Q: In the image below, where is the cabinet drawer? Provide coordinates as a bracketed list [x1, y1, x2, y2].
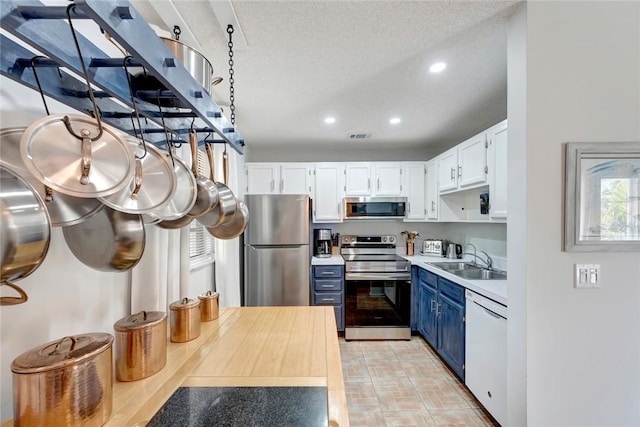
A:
[314, 279, 343, 292]
[438, 277, 464, 305]
[313, 265, 343, 279]
[313, 292, 342, 305]
[418, 268, 438, 288]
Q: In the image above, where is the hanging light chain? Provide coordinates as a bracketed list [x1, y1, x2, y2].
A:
[227, 24, 235, 126]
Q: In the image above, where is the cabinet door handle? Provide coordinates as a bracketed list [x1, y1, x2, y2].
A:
[321, 284, 334, 288]
[436, 303, 442, 316]
[321, 298, 334, 302]
[280, 179, 284, 192]
[450, 168, 455, 180]
[431, 201, 435, 211]
[458, 165, 462, 179]
[321, 271, 334, 275]
[271, 179, 275, 191]
[430, 300, 436, 311]
[407, 201, 410, 214]
[377, 178, 380, 190]
[367, 178, 371, 190]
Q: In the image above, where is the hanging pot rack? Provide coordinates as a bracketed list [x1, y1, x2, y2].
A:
[0, 0, 244, 153]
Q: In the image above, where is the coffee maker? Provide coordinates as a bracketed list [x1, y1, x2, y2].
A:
[314, 229, 332, 258]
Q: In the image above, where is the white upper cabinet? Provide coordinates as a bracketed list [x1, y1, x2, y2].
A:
[344, 163, 372, 196]
[313, 163, 344, 223]
[246, 163, 279, 194]
[487, 120, 508, 219]
[281, 163, 313, 195]
[438, 132, 488, 193]
[403, 162, 427, 221]
[246, 163, 312, 195]
[458, 133, 488, 188]
[437, 149, 459, 192]
[374, 162, 403, 196]
[345, 162, 403, 196]
[426, 159, 439, 220]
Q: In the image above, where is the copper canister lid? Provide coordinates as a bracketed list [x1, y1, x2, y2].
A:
[11, 333, 113, 374]
[114, 311, 166, 332]
[198, 291, 219, 301]
[169, 297, 200, 311]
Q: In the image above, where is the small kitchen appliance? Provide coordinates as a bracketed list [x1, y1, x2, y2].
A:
[314, 229, 332, 258]
[422, 239, 449, 256]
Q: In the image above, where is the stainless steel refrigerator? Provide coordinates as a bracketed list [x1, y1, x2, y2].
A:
[243, 194, 310, 306]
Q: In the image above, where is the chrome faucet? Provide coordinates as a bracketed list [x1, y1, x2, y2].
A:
[464, 243, 477, 265]
[463, 243, 493, 270]
[478, 251, 493, 270]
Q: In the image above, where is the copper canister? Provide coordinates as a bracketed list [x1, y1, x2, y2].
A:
[169, 297, 201, 342]
[113, 311, 167, 381]
[198, 291, 220, 322]
[11, 333, 113, 427]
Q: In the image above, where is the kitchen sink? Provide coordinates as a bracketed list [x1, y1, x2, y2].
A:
[452, 269, 507, 280]
[427, 262, 507, 280]
[427, 262, 482, 272]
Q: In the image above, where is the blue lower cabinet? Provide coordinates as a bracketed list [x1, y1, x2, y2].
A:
[413, 267, 466, 381]
[311, 265, 345, 331]
[437, 292, 465, 379]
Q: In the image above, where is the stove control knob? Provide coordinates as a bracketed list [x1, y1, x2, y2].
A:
[382, 236, 387, 242]
[389, 236, 395, 243]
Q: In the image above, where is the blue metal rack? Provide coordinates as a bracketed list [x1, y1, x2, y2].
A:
[0, 0, 244, 153]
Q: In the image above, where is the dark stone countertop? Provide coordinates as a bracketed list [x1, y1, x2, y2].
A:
[146, 386, 328, 427]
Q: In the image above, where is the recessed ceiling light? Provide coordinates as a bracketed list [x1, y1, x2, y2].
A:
[429, 62, 447, 73]
[389, 117, 401, 125]
[324, 117, 336, 124]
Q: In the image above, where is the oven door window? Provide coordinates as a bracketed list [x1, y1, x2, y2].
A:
[345, 280, 411, 327]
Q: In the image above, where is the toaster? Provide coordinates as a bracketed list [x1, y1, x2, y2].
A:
[422, 239, 448, 256]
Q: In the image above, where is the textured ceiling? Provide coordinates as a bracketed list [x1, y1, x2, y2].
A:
[131, 0, 520, 154]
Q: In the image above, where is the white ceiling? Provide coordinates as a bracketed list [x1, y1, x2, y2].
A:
[131, 0, 519, 155]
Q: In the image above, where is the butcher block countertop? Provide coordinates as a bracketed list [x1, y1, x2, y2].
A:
[3, 307, 348, 427]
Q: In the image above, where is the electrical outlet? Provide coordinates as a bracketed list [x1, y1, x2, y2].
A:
[574, 264, 601, 288]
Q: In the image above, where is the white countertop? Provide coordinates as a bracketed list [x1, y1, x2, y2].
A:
[310, 253, 507, 306]
[311, 255, 345, 265]
[400, 253, 508, 306]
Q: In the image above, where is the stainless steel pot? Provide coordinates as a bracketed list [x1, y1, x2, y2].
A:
[207, 199, 249, 240]
[11, 333, 113, 427]
[62, 206, 145, 272]
[169, 297, 201, 343]
[197, 143, 236, 227]
[0, 128, 104, 227]
[113, 311, 167, 382]
[153, 147, 197, 222]
[99, 137, 177, 215]
[161, 37, 214, 94]
[1, 166, 51, 305]
[20, 115, 134, 199]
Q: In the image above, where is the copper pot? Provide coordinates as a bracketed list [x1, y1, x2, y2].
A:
[113, 311, 167, 382]
[169, 298, 201, 343]
[198, 291, 220, 322]
[11, 333, 113, 427]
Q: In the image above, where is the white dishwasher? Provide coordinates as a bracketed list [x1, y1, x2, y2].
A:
[465, 290, 507, 426]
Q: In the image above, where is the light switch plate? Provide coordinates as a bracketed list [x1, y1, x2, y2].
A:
[575, 264, 601, 288]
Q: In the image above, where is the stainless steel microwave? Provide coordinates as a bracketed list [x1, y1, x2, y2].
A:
[344, 197, 407, 219]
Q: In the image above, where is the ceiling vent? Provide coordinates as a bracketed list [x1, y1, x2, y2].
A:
[348, 133, 372, 140]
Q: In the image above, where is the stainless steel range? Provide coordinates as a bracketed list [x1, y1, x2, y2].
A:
[340, 235, 411, 340]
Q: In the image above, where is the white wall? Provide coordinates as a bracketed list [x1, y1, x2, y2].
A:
[510, 2, 640, 426]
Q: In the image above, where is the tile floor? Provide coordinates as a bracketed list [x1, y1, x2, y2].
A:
[339, 336, 499, 427]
